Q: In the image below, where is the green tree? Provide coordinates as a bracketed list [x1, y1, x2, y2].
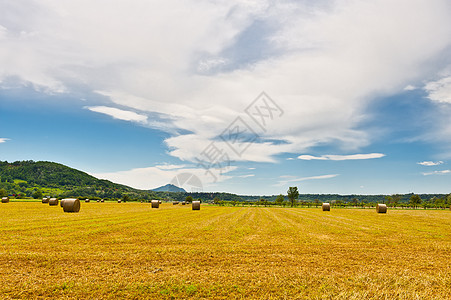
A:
[410, 194, 422, 209]
[0, 188, 7, 197]
[122, 194, 130, 202]
[392, 194, 402, 208]
[287, 186, 299, 207]
[275, 194, 284, 206]
[384, 196, 392, 205]
[185, 196, 194, 203]
[314, 198, 320, 208]
[32, 190, 43, 199]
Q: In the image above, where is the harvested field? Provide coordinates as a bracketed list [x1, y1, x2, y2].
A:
[0, 202, 450, 299]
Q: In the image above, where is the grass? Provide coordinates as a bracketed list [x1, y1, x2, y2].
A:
[0, 202, 450, 299]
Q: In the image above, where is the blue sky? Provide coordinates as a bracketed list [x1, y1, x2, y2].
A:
[1, 0, 451, 195]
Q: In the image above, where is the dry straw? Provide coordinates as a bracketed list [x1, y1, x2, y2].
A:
[62, 198, 81, 213]
[376, 203, 387, 213]
[1, 197, 9, 203]
[60, 199, 65, 207]
[48, 198, 59, 206]
[151, 200, 159, 208]
[322, 203, 331, 211]
[42, 197, 49, 204]
[192, 200, 200, 210]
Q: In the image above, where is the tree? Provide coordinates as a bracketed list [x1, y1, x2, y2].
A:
[275, 194, 284, 206]
[392, 194, 402, 208]
[185, 196, 193, 203]
[314, 198, 320, 208]
[287, 186, 299, 207]
[32, 190, 43, 199]
[384, 196, 392, 205]
[410, 194, 422, 209]
[0, 188, 7, 197]
[122, 194, 130, 202]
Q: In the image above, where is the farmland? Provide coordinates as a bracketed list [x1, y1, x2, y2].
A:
[0, 202, 450, 299]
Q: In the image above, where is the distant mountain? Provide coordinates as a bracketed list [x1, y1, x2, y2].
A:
[152, 184, 186, 193]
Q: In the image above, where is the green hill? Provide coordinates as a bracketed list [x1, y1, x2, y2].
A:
[0, 160, 147, 199]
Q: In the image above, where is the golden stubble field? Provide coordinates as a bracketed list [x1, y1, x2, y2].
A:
[0, 202, 450, 299]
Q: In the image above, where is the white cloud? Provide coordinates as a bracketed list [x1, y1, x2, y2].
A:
[298, 153, 385, 161]
[92, 163, 237, 191]
[1, 0, 451, 164]
[404, 85, 417, 91]
[237, 174, 254, 178]
[0, 138, 10, 143]
[85, 106, 147, 123]
[425, 76, 451, 103]
[422, 170, 451, 176]
[275, 174, 339, 186]
[418, 161, 443, 166]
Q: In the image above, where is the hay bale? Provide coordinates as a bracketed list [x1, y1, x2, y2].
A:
[173, 201, 179, 205]
[1, 197, 9, 203]
[85, 199, 90, 203]
[159, 200, 162, 204]
[42, 197, 49, 204]
[60, 199, 66, 207]
[181, 201, 186, 205]
[118, 199, 122, 203]
[62, 198, 80, 213]
[151, 200, 159, 208]
[322, 203, 331, 211]
[48, 198, 59, 206]
[192, 200, 200, 210]
[100, 199, 104, 203]
[376, 203, 387, 213]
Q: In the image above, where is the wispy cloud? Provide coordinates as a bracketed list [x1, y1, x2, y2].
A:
[422, 170, 451, 176]
[86, 106, 147, 124]
[0, 138, 9, 143]
[237, 174, 254, 178]
[275, 174, 339, 186]
[404, 85, 417, 91]
[298, 153, 385, 161]
[418, 161, 443, 166]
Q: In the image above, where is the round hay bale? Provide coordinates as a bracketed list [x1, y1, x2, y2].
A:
[48, 198, 59, 206]
[1, 197, 9, 203]
[181, 201, 186, 205]
[192, 200, 200, 210]
[376, 203, 387, 213]
[96, 199, 100, 202]
[118, 199, 122, 203]
[151, 200, 159, 208]
[173, 201, 179, 205]
[62, 198, 81, 213]
[42, 197, 49, 204]
[60, 199, 66, 207]
[100, 199, 104, 203]
[322, 203, 331, 211]
[159, 200, 162, 204]
[85, 199, 90, 203]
